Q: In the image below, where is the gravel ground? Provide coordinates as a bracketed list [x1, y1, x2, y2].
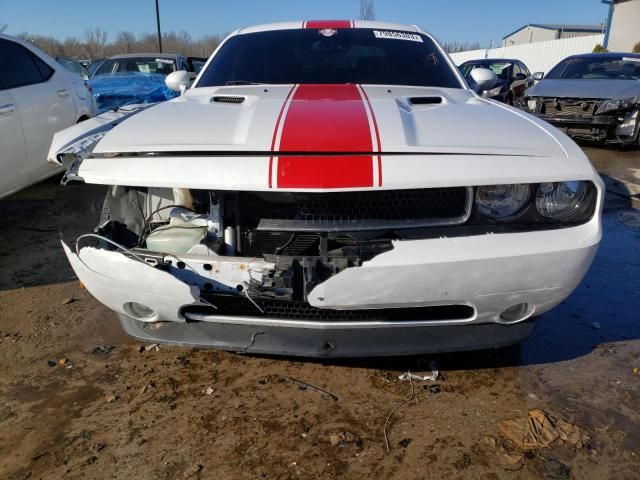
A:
[0, 147, 638, 480]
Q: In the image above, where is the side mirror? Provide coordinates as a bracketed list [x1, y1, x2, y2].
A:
[514, 72, 527, 81]
[470, 68, 498, 92]
[532, 72, 544, 81]
[165, 70, 190, 94]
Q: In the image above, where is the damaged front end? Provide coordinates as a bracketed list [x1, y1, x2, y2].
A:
[52, 101, 601, 356]
[521, 96, 640, 145]
[66, 185, 474, 322]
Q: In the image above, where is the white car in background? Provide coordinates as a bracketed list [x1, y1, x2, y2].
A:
[0, 34, 96, 200]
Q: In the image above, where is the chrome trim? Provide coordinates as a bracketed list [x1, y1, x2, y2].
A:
[183, 309, 477, 329]
[256, 187, 474, 232]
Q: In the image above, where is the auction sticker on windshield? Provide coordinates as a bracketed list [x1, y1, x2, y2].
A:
[373, 30, 423, 42]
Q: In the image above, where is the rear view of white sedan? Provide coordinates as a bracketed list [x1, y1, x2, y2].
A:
[0, 34, 96, 200]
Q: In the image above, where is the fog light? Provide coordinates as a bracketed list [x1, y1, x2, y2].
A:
[500, 303, 530, 323]
[123, 302, 157, 322]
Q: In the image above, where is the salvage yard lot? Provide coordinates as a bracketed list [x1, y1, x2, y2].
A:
[0, 147, 639, 479]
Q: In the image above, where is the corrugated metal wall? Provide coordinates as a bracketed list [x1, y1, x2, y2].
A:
[450, 34, 605, 74]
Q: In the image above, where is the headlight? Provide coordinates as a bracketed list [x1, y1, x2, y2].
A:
[482, 86, 503, 98]
[535, 181, 593, 220]
[527, 98, 538, 111]
[595, 96, 636, 115]
[476, 184, 531, 220]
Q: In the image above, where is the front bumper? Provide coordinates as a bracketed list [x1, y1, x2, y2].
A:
[120, 313, 538, 357]
[63, 217, 601, 357]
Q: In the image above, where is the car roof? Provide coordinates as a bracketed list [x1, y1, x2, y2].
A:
[462, 58, 518, 64]
[564, 52, 640, 60]
[109, 53, 180, 59]
[236, 20, 423, 35]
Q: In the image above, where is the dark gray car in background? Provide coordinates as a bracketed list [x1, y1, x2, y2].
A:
[459, 58, 534, 105]
[520, 53, 640, 146]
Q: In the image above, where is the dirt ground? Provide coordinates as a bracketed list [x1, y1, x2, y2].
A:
[0, 147, 639, 480]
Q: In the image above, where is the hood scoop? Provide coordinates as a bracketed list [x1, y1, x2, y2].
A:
[211, 95, 245, 104]
[409, 96, 443, 105]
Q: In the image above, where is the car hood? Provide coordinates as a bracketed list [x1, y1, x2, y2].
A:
[526, 79, 640, 99]
[51, 84, 601, 191]
[94, 84, 565, 158]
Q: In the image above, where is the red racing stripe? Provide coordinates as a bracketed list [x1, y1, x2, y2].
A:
[304, 20, 352, 29]
[275, 84, 374, 189]
[268, 85, 297, 188]
[357, 84, 383, 186]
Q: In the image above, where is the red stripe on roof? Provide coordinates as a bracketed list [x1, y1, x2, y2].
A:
[276, 84, 374, 189]
[304, 20, 352, 29]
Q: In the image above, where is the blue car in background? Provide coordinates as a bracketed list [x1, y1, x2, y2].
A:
[89, 53, 196, 112]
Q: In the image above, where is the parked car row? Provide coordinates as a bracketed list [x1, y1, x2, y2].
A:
[458, 52, 640, 147]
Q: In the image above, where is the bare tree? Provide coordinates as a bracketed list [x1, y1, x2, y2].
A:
[83, 27, 108, 58]
[441, 40, 481, 53]
[360, 0, 375, 21]
[14, 29, 223, 60]
[114, 31, 136, 54]
[0, 23, 7, 34]
[17, 32, 64, 56]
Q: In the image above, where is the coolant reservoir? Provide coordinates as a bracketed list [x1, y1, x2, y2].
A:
[145, 208, 208, 255]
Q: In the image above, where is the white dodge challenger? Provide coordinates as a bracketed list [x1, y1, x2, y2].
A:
[49, 21, 603, 357]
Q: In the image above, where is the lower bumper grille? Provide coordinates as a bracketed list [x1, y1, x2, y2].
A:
[187, 294, 474, 322]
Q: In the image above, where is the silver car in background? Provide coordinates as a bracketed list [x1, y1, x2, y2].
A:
[520, 53, 640, 146]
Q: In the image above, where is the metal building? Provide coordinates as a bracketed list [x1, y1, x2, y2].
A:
[502, 24, 605, 47]
[604, 0, 640, 51]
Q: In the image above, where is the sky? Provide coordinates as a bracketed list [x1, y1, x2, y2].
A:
[0, 0, 609, 48]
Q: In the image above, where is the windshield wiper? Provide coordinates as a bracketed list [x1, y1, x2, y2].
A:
[225, 80, 264, 86]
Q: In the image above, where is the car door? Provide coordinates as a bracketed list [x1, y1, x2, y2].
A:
[520, 62, 535, 90]
[0, 87, 28, 199]
[511, 63, 527, 101]
[0, 39, 77, 184]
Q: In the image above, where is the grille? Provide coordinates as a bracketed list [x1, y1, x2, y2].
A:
[188, 294, 474, 322]
[542, 99, 600, 118]
[236, 188, 470, 231]
[240, 231, 320, 256]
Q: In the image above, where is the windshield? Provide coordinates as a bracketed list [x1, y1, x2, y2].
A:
[94, 57, 176, 77]
[460, 61, 512, 80]
[197, 28, 462, 88]
[546, 56, 640, 80]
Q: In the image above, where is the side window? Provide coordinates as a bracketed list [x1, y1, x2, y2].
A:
[0, 40, 52, 90]
[512, 63, 522, 78]
[33, 54, 54, 81]
[520, 63, 531, 77]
